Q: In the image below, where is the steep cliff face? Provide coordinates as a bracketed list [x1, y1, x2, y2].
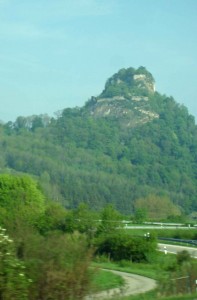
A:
[84, 66, 158, 127]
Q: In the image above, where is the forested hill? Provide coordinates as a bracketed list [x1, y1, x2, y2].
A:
[0, 66, 197, 217]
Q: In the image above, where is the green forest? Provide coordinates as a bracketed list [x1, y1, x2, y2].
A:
[0, 67, 197, 217]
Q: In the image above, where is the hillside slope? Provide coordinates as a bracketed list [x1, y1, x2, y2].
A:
[0, 67, 197, 215]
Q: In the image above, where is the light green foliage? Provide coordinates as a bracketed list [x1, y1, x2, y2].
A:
[98, 204, 124, 234]
[91, 269, 124, 292]
[134, 195, 181, 220]
[0, 174, 45, 226]
[133, 208, 147, 223]
[73, 203, 99, 237]
[0, 227, 29, 300]
[158, 251, 197, 296]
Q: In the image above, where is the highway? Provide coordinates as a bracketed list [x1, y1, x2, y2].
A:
[158, 243, 197, 258]
[125, 225, 196, 230]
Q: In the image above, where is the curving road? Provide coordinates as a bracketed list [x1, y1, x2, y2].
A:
[86, 244, 196, 299]
[85, 269, 157, 300]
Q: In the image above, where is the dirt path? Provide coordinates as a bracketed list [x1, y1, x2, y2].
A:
[86, 269, 157, 299]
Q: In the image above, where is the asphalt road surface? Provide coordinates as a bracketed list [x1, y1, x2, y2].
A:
[125, 225, 196, 229]
[85, 269, 157, 300]
[158, 243, 197, 258]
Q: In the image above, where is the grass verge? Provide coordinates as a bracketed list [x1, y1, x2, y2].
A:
[113, 290, 197, 300]
[90, 268, 125, 292]
[92, 260, 159, 279]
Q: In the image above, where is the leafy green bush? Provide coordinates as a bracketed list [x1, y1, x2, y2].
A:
[0, 226, 29, 300]
[13, 230, 93, 300]
[95, 231, 157, 262]
[0, 174, 45, 227]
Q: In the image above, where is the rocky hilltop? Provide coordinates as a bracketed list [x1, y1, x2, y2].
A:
[85, 66, 159, 127]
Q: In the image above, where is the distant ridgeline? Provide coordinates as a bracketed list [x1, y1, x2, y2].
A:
[1, 66, 197, 216]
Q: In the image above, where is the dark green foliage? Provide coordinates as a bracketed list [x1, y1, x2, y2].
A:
[95, 231, 157, 262]
[99, 66, 154, 98]
[176, 250, 191, 265]
[36, 202, 68, 234]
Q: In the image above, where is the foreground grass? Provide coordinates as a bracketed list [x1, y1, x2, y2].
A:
[113, 290, 197, 300]
[92, 260, 159, 279]
[90, 268, 124, 292]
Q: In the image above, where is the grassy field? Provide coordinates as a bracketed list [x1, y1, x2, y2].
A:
[113, 291, 197, 300]
[124, 228, 197, 241]
[92, 260, 159, 279]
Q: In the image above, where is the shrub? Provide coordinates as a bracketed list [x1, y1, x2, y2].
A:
[95, 231, 157, 262]
[0, 226, 29, 300]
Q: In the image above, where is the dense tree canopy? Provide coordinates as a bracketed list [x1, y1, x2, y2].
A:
[0, 67, 197, 216]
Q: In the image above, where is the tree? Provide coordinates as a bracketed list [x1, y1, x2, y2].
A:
[36, 202, 68, 234]
[95, 231, 157, 262]
[18, 231, 92, 300]
[98, 204, 123, 234]
[0, 174, 46, 227]
[133, 208, 147, 223]
[134, 195, 181, 220]
[73, 203, 99, 236]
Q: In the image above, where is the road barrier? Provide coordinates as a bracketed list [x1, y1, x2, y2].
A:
[158, 237, 197, 246]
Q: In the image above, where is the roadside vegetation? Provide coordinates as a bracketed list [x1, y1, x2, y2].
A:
[0, 174, 196, 299]
[93, 251, 197, 299]
[125, 228, 197, 242]
[113, 291, 197, 300]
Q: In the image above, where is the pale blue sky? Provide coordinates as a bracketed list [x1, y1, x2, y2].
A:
[0, 0, 197, 122]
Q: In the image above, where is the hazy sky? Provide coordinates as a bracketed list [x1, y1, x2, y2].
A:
[0, 0, 197, 122]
